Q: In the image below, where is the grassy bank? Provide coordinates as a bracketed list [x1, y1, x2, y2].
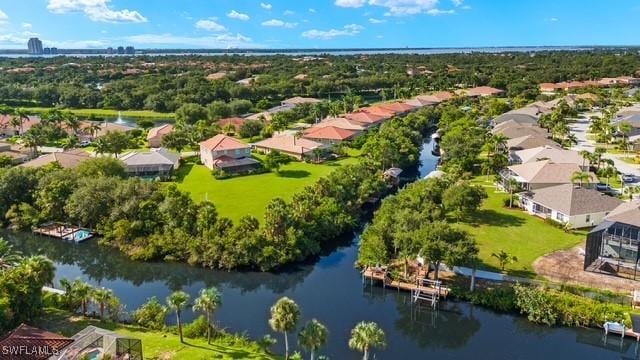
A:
[35, 308, 277, 360]
[456, 176, 585, 278]
[173, 154, 359, 223]
[22, 107, 175, 119]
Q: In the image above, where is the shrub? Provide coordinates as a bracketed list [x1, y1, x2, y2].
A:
[514, 284, 558, 326]
[183, 315, 210, 339]
[132, 297, 168, 330]
[468, 286, 517, 313]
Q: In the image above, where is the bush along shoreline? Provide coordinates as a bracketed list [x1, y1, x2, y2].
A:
[452, 282, 638, 329]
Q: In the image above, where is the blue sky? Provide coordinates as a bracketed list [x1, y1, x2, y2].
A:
[0, 0, 639, 49]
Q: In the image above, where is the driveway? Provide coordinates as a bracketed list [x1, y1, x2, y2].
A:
[570, 115, 640, 178]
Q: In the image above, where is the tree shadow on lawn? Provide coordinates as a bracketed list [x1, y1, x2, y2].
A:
[172, 162, 195, 182]
[278, 170, 311, 178]
[465, 209, 526, 228]
[475, 260, 536, 279]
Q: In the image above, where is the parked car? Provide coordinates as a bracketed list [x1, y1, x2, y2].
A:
[622, 174, 636, 183]
[79, 140, 92, 147]
[596, 183, 618, 195]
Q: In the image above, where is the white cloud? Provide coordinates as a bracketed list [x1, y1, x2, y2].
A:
[195, 19, 226, 32]
[461, 5, 471, 10]
[376, 35, 384, 39]
[47, 0, 147, 23]
[22, 22, 32, 29]
[309, 8, 316, 13]
[302, 24, 364, 40]
[368, 18, 387, 24]
[260, 3, 272, 10]
[125, 33, 255, 48]
[227, 10, 249, 21]
[451, 0, 463, 6]
[283, 10, 295, 16]
[426, 8, 455, 15]
[262, 19, 297, 28]
[335, 0, 366, 8]
[550, 17, 559, 22]
[0, 9, 8, 24]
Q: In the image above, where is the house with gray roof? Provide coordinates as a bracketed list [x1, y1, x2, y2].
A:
[519, 184, 622, 229]
[503, 160, 596, 190]
[511, 145, 589, 169]
[492, 113, 539, 126]
[506, 134, 560, 150]
[119, 148, 180, 179]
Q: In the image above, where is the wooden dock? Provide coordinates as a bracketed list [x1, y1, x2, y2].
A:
[362, 267, 450, 306]
[33, 222, 94, 243]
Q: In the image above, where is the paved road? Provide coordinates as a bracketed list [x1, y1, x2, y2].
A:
[570, 115, 640, 178]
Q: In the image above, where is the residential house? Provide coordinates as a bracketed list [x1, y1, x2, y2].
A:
[374, 102, 416, 115]
[511, 146, 589, 169]
[0, 141, 32, 164]
[519, 184, 622, 228]
[281, 96, 322, 107]
[79, 121, 136, 139]
[503, 160, 596, 190]
[343, 111, 387, 127]
[0, 114, 40, 136]
[414, 91, 454, 104]
[492, 121, 549, 139]
[147, 124, 174, 148]
[456, 86, 505, 97]
[584, 200, 640, 275]
[20, 149, 91, 169]
[492, 113, 539, 126]
[507, 134, 560, 150]
[303, 126, 359, 145]
[200, 134, 259, 172]
[119, 148, 180, 178]
[314, 117, 367, 131]
[217, 117, 247, 133]
[0, 324, 74, 360]
[405, 97, 438, 107]
[253, 134, 325, 160]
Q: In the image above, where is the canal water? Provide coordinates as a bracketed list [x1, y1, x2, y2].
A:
[4, 137, 637, 359]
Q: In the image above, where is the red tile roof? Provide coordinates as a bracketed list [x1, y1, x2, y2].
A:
[344, 111, 386, 124]
[304, 126, 358, 141]
[0, 324, 74, 360]
[147, 124, 174, 140]
[217, 117, 246, 132]
[376, 102, 416, 113]
[200, 134, 249, 151]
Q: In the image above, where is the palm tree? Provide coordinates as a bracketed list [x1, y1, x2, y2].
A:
[348, 321, 386, 360]
[618, 121, 633, 154]
[93, 137, 109, 156]
[86, 122, 102, 138]
[13, 108, 30, 135]
[504, 177, 520, 208]
[60, 135, 79, 150]
[63, 114, 82, 135]
[167, 291, 190, 343]
[0, 238, 21, 270]
[269, 297, 300, 360]
[22, 131, 44, 156]
[21, 255, 55, 286]
[73, 280, 93, 316]
[298, 319, 328, 360]
[571, 171, 593, 188]
[578, 150, 592, 169]
[92, 287, 114, 320]
[491, 250, 518, 271]
[192, 287, 222, 344]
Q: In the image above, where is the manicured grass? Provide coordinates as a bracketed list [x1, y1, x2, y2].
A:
[35, 308, 277, 360]
[22, 107, 175, 119]
[456, 176, 586, 278]
[173, 155, 359, 223]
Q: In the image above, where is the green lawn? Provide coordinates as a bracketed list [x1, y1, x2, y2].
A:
[456, 176, 586, 278]
[173, 155, 359, 223]
[35, 308, 277, 360]
[22, 107, 175, 119]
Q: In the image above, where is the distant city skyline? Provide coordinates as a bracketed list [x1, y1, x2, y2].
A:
[1, 1, 640, 49]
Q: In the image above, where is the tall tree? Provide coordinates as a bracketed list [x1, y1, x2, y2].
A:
[269, 297, 300, 360]
[348, 321, 386, 360]
[298, 319, 328, 360]
[166, 291, 190, 343]
[192, 287, 222, 344]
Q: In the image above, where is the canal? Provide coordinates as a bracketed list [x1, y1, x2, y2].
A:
[4, 137, 637, 359]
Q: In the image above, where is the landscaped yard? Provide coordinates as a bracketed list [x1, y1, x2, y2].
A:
[173, 155, 359, 223]
[23, 107, 175, 119]
[36, 308, 277, 360]
[456, 176, 586, 278]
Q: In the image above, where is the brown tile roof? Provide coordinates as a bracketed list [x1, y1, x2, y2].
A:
[253, 134, 323, 155]
[523, 184, 623, 216]
[217, 117, 246, 132]
[146, 124, 174, 140]
[0, 323, 74, 360]
[20, 149, 91, 169]
[314, 117, 366, 131]
[458, 86, 505, 97]
[605, 200, 640, 227]
[376, 102, 416, 113]
[200, 134, 249, 151]
[507, 134, 560, 150]
[303, 126, 358, 141]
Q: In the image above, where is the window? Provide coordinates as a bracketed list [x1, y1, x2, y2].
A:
[586, 214, 591, 223]
[556, 212, 567, 223]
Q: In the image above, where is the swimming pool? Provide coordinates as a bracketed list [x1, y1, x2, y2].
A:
[85, 349, 101, 360]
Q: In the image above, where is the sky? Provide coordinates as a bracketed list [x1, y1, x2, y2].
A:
[0, 0, 639, 49]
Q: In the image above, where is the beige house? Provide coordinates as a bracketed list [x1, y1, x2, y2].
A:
[253, 134, 325, 160]
[200, 134, 258, 172]
[511, 146, 589, 169]
[147, 124, 175, 148]
[506, 134, 560, 150]
[20, 149, 91, 169]
[503, 160, 597, 191]
[519, 184, 622, 229]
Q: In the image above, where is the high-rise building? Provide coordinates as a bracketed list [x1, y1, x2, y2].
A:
[27, 38, 43, 55]
[107, 47, 114, 54]
[125, 46, 135, 55]
[43, 48, 51, 55]
[50, 47, 58, 55]
[117, 46, 125, 55]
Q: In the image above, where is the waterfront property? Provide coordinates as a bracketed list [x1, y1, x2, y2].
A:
[146, 123, 174, 148]
[33, 222, 94, 243]
[199, 134, 259, 173]
[0, 141, 32, 164]
[519, 184, 622, 228]
[54, 325, 143, 360]
[511, 146, 589, 168]
[253, 134, 325, 160]
[503, 160, 596, 190]
[119, 148, 180, 178]
[506, 134, 560, 150]
[0, 323, 74, 360]
[302, 125, 359, 145]
[585, 200, 640, 279]
[20, 149, 91, 169]
[0, 114, 40, 136]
